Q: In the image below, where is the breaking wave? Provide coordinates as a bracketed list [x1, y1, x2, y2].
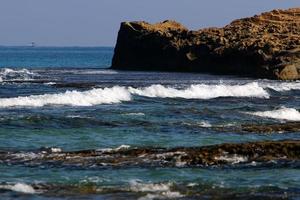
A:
[265, 82, 300, 92]
[129, 82, 269, 99]
[0, 183, 36, 194]
[247, 107, 300, 121]
[129, 181, 184, 200]
[0, 68, 38, 82]
[0, 86, 131, 107]
[0, 82, 270, 108]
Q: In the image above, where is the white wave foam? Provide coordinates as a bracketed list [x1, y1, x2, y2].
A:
[154, 151, 187, 167]
[247, 107, 300, 121]
[123, 112, 145, 116]
[130, 181, 171, 193]
[155, 151, 187, 159]
[0, 86, 131, 107]
[0, 82, 270, 108]
[0, 68, 37, 82]
[130, 181, 184, 200]
[265, 82, 300, 92]
[12, 152, 42, 161]
[0, 183, 36, 194]
[49, 147, 62, 153]
[138, 191, 183, 200]
[115, 144, 131, 151]
[215, 154, 248, 164]
[0, 68, 35, 76]
[74, 69, 118, 75]
[197, 121, 212, 128]
[44, 82, 56, 85]
[187, 183, 198, 187]
[96, 144, 131, 152]
[129, 82, 269, 99]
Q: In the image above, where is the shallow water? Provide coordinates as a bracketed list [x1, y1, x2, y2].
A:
[0, 47, 300, 199]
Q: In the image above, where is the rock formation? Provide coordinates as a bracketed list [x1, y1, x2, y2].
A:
[111, 8, 300, 80]
[2, 140, 300, 168]
[241, 122, 300, 133]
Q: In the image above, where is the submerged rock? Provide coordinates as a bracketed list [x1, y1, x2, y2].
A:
[1, 181, 296, 199]
[111, 8, 300, 80]
[241, 122, 300, 133]
[1, 140, 299, 168]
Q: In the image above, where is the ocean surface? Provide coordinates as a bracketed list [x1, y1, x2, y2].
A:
[0, 46, 300, 199]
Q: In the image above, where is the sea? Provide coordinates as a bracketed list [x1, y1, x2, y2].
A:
[0, 46, 300, 199]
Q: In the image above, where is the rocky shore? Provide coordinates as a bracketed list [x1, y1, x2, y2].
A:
[2, 140, 299, 168]
[111, 8, 300, 80]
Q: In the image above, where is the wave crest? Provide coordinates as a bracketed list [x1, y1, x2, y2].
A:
[129, 82, 269, 99]
[0, 82, 270, 108]
[0, 86, 131, 107]
[0, 68, 37, 82]
[0, 183, 36, 194]
[265, 82, 300, 92]
[247, 107, 300, 121]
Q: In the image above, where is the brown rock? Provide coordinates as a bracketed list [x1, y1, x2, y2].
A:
[2, 140, 300, 167]
[241, 122, 300, 133]
[111, 8, 300, 80]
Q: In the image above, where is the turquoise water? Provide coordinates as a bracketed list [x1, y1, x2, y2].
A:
[0, 47, 300, 199]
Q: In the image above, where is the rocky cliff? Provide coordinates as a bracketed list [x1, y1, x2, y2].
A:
[111, 8, 300, 80]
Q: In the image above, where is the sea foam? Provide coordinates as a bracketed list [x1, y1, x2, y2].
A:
[0, 183, 36, 194]
[215, 154, 248, 164]
[264, 81, 300, 92]
[0, 68, 37, 82]
[96, 144, 131, 152]
[0, 86, 131, 107]
[71, 69, 118, 75]
[0, 82, 270, 108]
[129, 82, 269, 99]
[247, 107, 300, 121]
[129, 181, 184, 200]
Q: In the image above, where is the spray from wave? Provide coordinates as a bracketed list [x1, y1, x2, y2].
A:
[247, 107, 300, 121]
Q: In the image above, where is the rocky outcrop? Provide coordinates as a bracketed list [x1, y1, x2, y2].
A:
[111, 8, 300, 80]
[2, 140, 300, 168]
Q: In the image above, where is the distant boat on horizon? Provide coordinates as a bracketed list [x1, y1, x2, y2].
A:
[30, 42, 36, 47]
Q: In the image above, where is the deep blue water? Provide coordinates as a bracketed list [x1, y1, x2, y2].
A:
[0, 46, 112, 68]
[0, 46, 300, 199]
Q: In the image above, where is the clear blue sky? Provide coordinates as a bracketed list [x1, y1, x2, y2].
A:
[0, 0, 299, 46]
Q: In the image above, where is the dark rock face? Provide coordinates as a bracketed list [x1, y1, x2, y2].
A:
[111, 8, 300, 80]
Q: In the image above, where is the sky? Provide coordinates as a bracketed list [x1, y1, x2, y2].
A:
[0, 0, 299, 47]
